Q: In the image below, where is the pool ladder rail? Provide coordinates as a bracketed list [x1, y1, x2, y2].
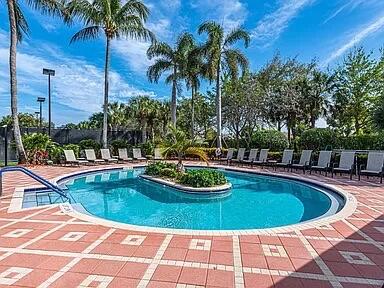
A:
[0, 166, 71, 203]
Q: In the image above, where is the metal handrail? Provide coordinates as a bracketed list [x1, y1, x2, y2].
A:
[0, 166, 70, 202]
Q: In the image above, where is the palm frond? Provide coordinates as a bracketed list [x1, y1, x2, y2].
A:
[147, 42, 173, 59]
[25, 0, 66, 17]
[223, 49, 249, 78]
[14, 2, 29, 42]
[185, 147, 209, 164]
[198, 21, 221, 35]
[224, 27, 250, 48]
[147, 59, 173, 83]
[118, 24, 154, 42]
[118, 0, 149, 21]
[70, 26, 101, 43]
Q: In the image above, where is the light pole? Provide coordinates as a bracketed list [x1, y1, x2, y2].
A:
[37, 97, 45, 130]
[42, 68, 55, 136]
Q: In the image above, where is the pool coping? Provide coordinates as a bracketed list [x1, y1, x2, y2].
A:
[9, 164, 357, 236]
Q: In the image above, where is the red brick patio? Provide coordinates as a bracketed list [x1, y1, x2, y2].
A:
[0, 163, 383, 287]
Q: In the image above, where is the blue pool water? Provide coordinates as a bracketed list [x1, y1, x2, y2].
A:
[63, 168, 339, 230]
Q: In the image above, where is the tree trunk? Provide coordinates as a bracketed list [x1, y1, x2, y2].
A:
[141, 119, 147, 144]
[171, 67, 177, 126]
[216, 63, 222, 148]
[7, 0, 26, 163]
[102, 37, 111, 148]
[191, 86, 195, 139]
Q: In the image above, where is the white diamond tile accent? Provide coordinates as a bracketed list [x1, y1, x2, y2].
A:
[2, 229, 32, 238]
[262, 244, 288, 257]
[79, 275, 113, 288]
[340, 251, 375, 265]
[59, 231, 88, 242]
[121, 235, 146, 245]
[0, 267, 33, 285]
[189, 239, 211, 251]
[374, 227, 384, 234]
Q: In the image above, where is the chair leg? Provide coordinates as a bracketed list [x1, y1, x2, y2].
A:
[358, 173, 361, 181]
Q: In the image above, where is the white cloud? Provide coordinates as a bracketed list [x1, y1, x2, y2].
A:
[190, 0, 248, 30]
[323, 14, 384, 66]
[0, 31, 156, 118]
[252, 0, 314, 47]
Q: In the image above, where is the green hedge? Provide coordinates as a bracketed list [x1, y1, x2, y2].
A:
[249, 130, 289, 151]
[178, 169, 227, 188]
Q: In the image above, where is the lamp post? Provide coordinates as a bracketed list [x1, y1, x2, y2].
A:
[42, 68, 55, 136]
[37, 97, 45, 130]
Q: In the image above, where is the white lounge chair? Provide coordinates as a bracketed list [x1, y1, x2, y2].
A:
[291, 150, 312, 174]
[220, 148, 234, 164]
[154, 148, 164, 160]
[64, 150, 88, 166]
[118, 148, 133, 162]
[242, 149, 258, 165]
[133, 148, 147, 161]
[276, 149, 294, 170]
[231, 148, 246, 165]
[253, 149, 269, 166]
[85, 149, 105, 164]
[359, 152, 384, 183]
[101, 149, 118, 163]
[332, 151, 355, 180]
[310, 151, 332, 176]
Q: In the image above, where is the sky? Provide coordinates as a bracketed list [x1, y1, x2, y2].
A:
[0, 0, 384, 126]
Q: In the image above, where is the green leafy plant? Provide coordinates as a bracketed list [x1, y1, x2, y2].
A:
[250, 130, 289, 151]
[78, 139, 101, 152]
[145, 162, 177, 177]
[110, 139, 130, 155]
[298, 128, 340, 151]
[159, 167, 177, 179]
[63, 144, 81, 158]
[22, 133, 53, 164]
[177, 169, 227, 188]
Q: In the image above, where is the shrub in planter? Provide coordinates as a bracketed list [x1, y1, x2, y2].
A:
[145, 162, 177, 177]
[250, 130, 288, 151]
[177, 169, 227, 188]
[159, 167, 177, 179]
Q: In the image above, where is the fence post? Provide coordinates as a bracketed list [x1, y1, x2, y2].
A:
[0, 169, 2, 197]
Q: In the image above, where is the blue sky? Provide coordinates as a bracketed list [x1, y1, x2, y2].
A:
[0, 0, 384, 125]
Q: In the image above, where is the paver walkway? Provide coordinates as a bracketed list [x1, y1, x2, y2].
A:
[0, 163, 383, 287]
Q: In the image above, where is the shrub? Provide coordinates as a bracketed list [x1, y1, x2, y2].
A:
[78, 139, 101, 152]
[110, 139, 130, 155]
[340, 134, 384, 150]
[22, 133, 53, 164]
[63, 144, 81, 158]
[159, 167, 177, 178]
[137, 142, 155, 156]
[145, 162, 177, 177]
[298, 128, 340, 151]
[250, 130, 288, 151]
[177, 169, 227, 188]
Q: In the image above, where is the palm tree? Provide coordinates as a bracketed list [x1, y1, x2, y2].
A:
[108, 102, 128, 130]
[198, 21, 250, 148]
[185, 45, 204, 139]
[161, 125, 208, 172]
[67, 0, 154, 148]
[130, 95, 155, 143]
[6, 0, 65, 163]
[147, 32, 194, 126]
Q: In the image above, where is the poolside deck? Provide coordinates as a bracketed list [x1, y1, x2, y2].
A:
[0, 163, 383, 288]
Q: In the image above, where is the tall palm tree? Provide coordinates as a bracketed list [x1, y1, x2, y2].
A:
[147, 32, 194, 126]
[198, 21, 250, 148]
[67, 0, 154, 148]
[6, 0, 65, 163]
[185, 45, 204, 139]
[130, 95, 155, 143]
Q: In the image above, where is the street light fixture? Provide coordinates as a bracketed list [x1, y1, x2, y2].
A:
[37, 97, 45, 130]
[42, 68, 55, 136]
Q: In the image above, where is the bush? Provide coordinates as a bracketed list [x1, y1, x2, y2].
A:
[22, 133, 53, 164]
[340, 134, 384, 150]
[62, 144, 81, 158]
[78, 139, 101, 152]
[299, 128, 340, 151]
[137, 142, 155, 156]
[177, 169, 227, 188]
[110, 139, 130, 156]
[250, 130, 288, 151]
[145, 162, 177, 177]
[159, 167, 177, 178]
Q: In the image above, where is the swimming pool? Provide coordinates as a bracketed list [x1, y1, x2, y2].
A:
[61, 167, 344, 230]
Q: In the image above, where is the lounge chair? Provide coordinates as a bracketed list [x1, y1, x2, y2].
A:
[242, 149, 258, 165]
[253, 149, 269, 166]
[358, 152, 384, 183]
[275, 149, 294, 170]
[133, 148, 147, 161]
[220, 148, 234, 164]
[291, 150, 312, 174]
[332, 151, 355, 180]
[118, 148, 133, 162]
[310, 151, 332, 176]
[231, 148, 246, 165]
[101, 149, 118, 163]
[154, 148, 164, 160]
[85, 149, 105, 164]
[64, 150, 88, 166]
